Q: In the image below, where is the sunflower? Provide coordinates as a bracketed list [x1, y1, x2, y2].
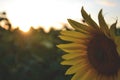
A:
[57, 7, 120, 80]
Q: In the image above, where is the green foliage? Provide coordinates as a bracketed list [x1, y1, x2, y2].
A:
[0, 27, 71, 80]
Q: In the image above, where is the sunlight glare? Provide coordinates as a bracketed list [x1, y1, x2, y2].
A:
[6, 0, 74, 32]
[19, 26, 30, 32]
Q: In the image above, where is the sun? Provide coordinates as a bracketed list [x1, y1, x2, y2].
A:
[20, 28, 29, 32]
[18, 26, 30, 32]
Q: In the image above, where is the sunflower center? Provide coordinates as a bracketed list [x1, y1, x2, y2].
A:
[87, 33, 120, 76]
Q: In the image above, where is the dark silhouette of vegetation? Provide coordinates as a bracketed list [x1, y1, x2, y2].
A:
[0, 12, 11, 30]
[0, 12, 72, 80]
[0, 26, 72, 80]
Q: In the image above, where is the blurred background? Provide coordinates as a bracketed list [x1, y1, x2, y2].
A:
[0, 13, 72, 80]
[0, 0, 120, 80]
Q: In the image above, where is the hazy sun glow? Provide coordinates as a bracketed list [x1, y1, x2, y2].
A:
[19, 26, 30, 32]
[6, 0, 72, 32]
[0, 0, 120, 32]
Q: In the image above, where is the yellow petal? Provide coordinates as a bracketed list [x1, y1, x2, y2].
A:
[114, 37, 120, 45]
[60, 30, 91, 39]
[71, 72, 84, 80]
[80, 69, 97, 80]
[66, 62, 89, 75]
[117, 46, 120, 56]
[61, 49, 86, 53]
[57, 43, 86, 51]
[61, 57, 86, 65]
[62, 52, 87, 60]
[60, 48, 86, 53]
[59, 35, 87, 43]
[81, 7, 99, 30]
[110, 21, 117, 39]
[67, 19, 95, 33]
[98, 9, 110, 38]
[71, 66, 90, 80]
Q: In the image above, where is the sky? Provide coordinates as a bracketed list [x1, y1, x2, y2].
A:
[0, 0, 120, 32]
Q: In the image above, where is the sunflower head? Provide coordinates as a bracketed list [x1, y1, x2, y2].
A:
[57, 7, 120, 80]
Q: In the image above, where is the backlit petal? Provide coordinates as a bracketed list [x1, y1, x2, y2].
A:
[98, 9, 110, 38]
[81, 7, 99, 30]
[68, 19, 96, 33]
[110, 20, 117, 39]
[60, 30, 91, 39]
